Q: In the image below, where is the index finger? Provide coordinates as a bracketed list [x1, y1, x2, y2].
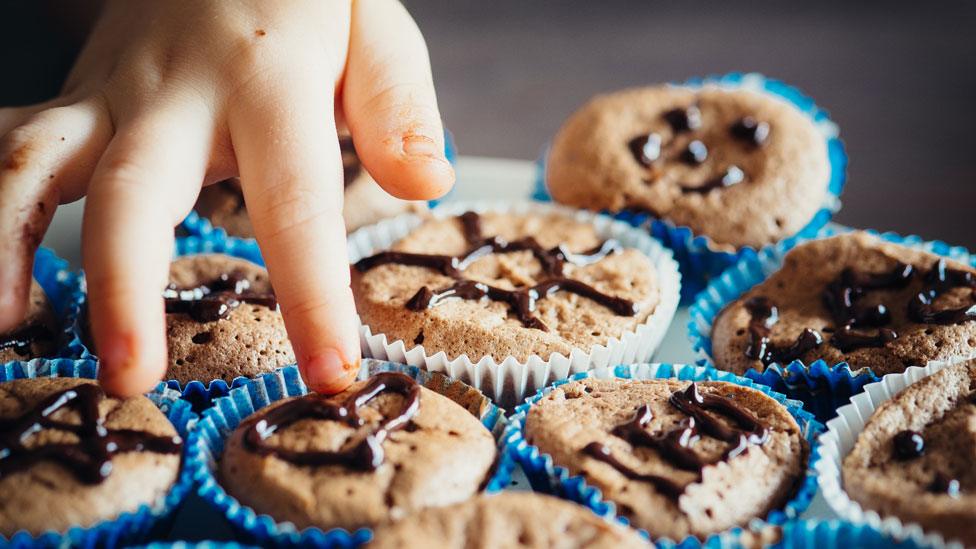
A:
[229, 68, 360, 394]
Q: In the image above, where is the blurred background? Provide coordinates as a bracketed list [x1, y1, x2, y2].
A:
[3, 0, 974, 246]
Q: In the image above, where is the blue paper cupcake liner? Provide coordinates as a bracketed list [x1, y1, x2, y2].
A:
[502, 362, 824, 549]
[687, 226, 975, 422]
[138, 543, 260, 549]
[534, 72, 847, 303]
[776, 520, 939, 549]
[0, 358, 197, 548]
[19, 247, 88, 360]
[181, 129, 458, 237]
[189, 361, 510, 547]
[424, 128, 458, 208]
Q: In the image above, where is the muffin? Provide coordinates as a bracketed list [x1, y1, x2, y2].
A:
[352, 210, 661, 363]
[711, 232, 976, 376]
[0, 377, 182, 537]
[523, 377, 808, 540]
[164, 254, 294, 383]
[0, 280, 60, 362]
[842, 360, 976, 546]
[546, 85, 830, 251]
[219, 371, 498, 530]
[193, 136, 425, 237]
[367, 492, 649, 549]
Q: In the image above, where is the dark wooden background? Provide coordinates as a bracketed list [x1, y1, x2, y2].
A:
[3, 1, 974, 247]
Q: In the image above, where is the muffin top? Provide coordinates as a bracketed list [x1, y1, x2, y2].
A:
[165, 254, 294, 383]
[524, 377, 806, 540]
[367, 492, 650, 549]
[352, 211, 660, 363]
[219, 372, 498, 531]
[0, 280, 60, 362]
[711, 232, 976, 376]
[0, 377, 182, 537]
[842, 360, 976, 546]
[193, 136, 424, 237]
[546, 86, 830, 250]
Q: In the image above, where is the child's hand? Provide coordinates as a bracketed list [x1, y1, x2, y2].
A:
[0, 0, 453, 396]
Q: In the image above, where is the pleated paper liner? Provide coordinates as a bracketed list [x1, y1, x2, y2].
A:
[816, 359, 972, 549]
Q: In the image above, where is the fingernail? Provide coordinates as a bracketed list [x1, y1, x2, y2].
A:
[305, 348, 360, 394]
[402, 134, 442, 159]
[99, 334, 136, 367]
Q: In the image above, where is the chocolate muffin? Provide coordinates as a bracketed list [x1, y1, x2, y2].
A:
[546, 85, 830, 250]
[0, 377, 182, 537]
[352, 211, 661, 362]
[711, 232, 976, 376]
[219, 371, 498, 530]
[0, 280, 60, 362]
[165, 254, 294, 383]
[842, 360, 976, 546]
[193, 137, 425, 237]
[524, 377, 807, 540]
[367, 492, 650, 549]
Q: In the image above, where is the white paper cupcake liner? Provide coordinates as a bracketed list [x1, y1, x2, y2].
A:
[816, 357, 975, 549]
[348, 200, 682, 406]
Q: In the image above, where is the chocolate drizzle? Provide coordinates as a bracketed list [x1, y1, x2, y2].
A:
[831, 326, 898, 352]
[583, 382, 770, 500]
[663, 106, 701, 133]
[243, 372, 420, 471]
[164, 270, 277, 323]
[0, 324, 55, 357]
[0, 384, 182, 484]
[892, 430, 925, 460]
[744, 297, 823, 366]
[406, 278, 637, 331]
[354, 212, 637, 331]
[908, 259, 976, 325]
[629, 133, 663, 167]
[680, 140, 708, 166]
[682, 165, 744, 195]
[730, 117, 770, 146]
[741, 258, 976, 362]
[626, 104, 768, 196]
[823, 263, 914, 329]
[582, 442, 684, 499]
[929, 474, 961, 497]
